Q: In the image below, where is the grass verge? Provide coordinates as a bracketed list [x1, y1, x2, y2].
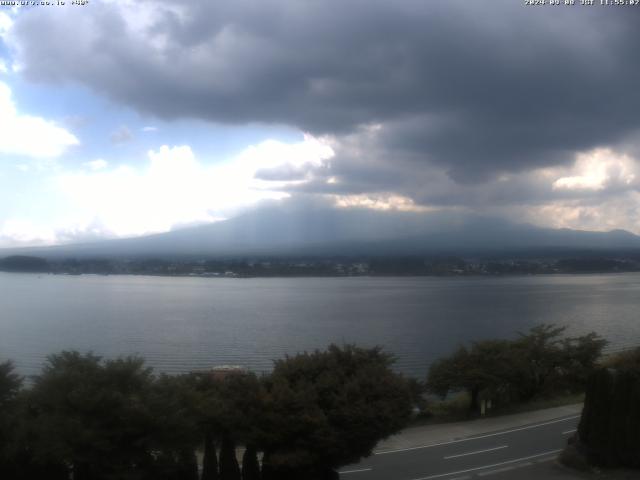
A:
[410, 392, 584, 427]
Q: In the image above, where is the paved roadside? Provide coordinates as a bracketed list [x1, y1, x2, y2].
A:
[375, 404, 583, 453]
[339, 404, 640, 480]
[337, 405, 585, 479]
[471, 458, 640, 480]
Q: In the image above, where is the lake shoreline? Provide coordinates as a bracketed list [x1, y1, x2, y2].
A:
[3, 269, 640, 280]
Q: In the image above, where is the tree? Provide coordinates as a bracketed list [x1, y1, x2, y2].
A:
[559, 332, 607, 392]
[219, 436, 241, 480]
[1, 360, 69, 480]
[511, 325, 606, 400]
[0, 361, 21, 407]
[241, 445, 261, 480]
[510, 324, 569, 400]
[147, 373, 202, 480]
[427, 325, 608, 415]
[259, 344, 412, 478]
[190, 370, 264, 480]
[28, 351, 157, 480]
[427, 340, 516, 414]
[201, 431, 219, 480]
[178, 372, 221, 480]
[0, 255, 50, 272]
[176, 448, 199, 480]
[0, 361, 23, 478]
[576, 361, 640, 468]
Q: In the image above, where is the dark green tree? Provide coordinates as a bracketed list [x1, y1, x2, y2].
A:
[559, 332, 608, 391]
[201, 432, 219, 480]
[147, 373, 202, 480]
[177, 448, 199, 480]
[259, 344, 412, 478]
[0, 360, 21, 405]
[0, 361, 23, 478]
[427, 340, 516, 414]
[181, 372, 221, 480]
[577, 361, 640, 468]
[0, 255, 49, 272]
[28, 351, 156, 480]
[511, 325, 606, 400]
[428, 325, 607, 415]
[510, 324, 569, 400]
[219, 436, 241, 480]
[241, 445, 261, 480]
[190, 370, 264, 480]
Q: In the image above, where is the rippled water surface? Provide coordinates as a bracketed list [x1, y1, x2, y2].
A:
[1, 272, 639, 377]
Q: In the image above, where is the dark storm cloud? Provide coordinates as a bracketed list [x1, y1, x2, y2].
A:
[8, 0, 640, 181]
[280, 138, 640, 211]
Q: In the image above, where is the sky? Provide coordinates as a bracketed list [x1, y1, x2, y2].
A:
[1, 0, 640, 247]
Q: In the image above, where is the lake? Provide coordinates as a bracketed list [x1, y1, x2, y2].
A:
[1, 272, 639, 378]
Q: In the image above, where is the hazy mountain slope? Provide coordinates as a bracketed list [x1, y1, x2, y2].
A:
[2, 205, 640, 259]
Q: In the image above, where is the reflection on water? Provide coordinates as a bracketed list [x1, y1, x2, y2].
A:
[1, 272, 639, 378]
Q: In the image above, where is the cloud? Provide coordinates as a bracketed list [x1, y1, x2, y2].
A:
[0, 11, 12, 36]
[6, 1, 640, 181]
[51, 136, 333, 240]
[0, 81, 79, 157]
[552, 149, 637, 192]
[332, 193, 434, 213]
[4, 1, 640, 240]
[84, 158, 108, 171]
[141, 126, 157, 132]
[0, 219, 56, 247]
[276, 134, 640, 233]
[520, 191, 640, 234]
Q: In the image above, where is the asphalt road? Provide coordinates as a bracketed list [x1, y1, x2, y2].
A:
[339, 414, 580, 480]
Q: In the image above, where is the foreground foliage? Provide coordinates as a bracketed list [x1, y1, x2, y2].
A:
[0, 345, 412, 480]
[0, 325, 615, 478]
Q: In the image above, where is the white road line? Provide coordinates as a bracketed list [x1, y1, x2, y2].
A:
[339, 468, 372, 474]
[476, 461, 532, 477]
[375, 415, 579, 455]
[562, 429, 577, 435]
[536, 457, 557, 463]
[444, 445, 508, 460]
[476, 465, 515, 477]
[407, 449, 562, 480]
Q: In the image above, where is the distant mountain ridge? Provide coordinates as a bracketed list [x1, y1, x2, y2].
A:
[2, 205, 640, 259]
